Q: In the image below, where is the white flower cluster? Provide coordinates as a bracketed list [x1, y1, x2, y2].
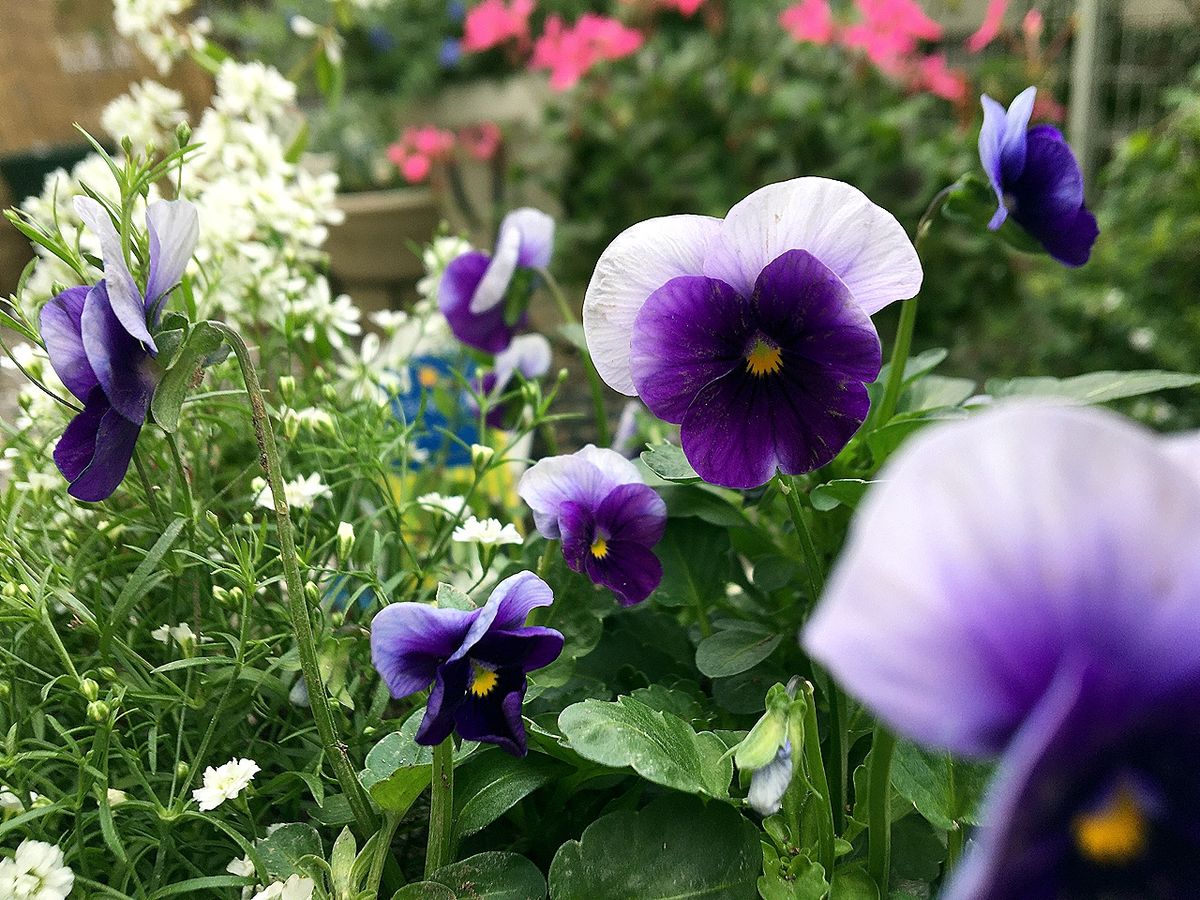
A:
[192, 757, 260, 811]
[0, 840, 74, 900]
[113, 0, 210, 74]
[252, 474, 331, 511]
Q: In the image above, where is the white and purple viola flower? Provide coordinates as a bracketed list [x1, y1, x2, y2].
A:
[805, 405, 1200, 898]
[980, 86, 1099, 267]
[469, 333, 553, 429]
[439, 208, 555, 354]
[582, 177, 922, 490]
[40, 197, 199, 501]
[518, 445, 667, 606]
[370, 572, 564, 756]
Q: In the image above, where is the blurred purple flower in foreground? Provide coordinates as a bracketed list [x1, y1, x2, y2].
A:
[582, 177, 922, 489]
[519, 445, 667, 606]
[805, 405, 1200, 898]
[440, 208, 555, 353]
[980, 86, 1098, 267]
[469, 333, 552, 428]
[371, 572, 563, 756]
[41, 197, 198, 501]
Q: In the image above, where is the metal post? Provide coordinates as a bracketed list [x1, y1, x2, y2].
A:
[1069, 0, 1107, 190]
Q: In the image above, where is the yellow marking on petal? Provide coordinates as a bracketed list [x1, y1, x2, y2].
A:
[418, 366, 440, 388]
[746, 341, 783, 377]
[1072, 784, 1148, 866]
[469, 666, 499, 698]
[590, 537, 609, 559]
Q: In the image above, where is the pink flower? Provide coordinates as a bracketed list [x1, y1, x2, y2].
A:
[1032, 91, 1065, 123]
[530, 14, 643, 92]
[663, 0, 705, 14]
[462, 0, 535, 53]
[460, 122, 503, 161]
[858, 0, 941, 42]
[966, 0, 1007, 53]
[388, 126, 456, 184]
[1023, 9, 1044, 41]
[780, 0, 835, 45]
[913, 53, 967, 102]
[837, 0, 943, 75]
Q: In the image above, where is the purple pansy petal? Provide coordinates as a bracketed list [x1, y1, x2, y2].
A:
[81, 283, 159, 424]
[40, 286, 98, 402]
[440, 251, 518, 353]
[596, 483, 667, 547]
[475, 627, 565, 673]
[998, 85, 1037, 183]
[1009, 129, 1096, 266]
[583, 214, 723, 395]
[702, 178, 922, 316]
[370, 601, 480, 698]
[559, 499, 596, 572]
[748, 742, 793, 816]
[979, 94, 1010, 226]
[66, 402, 142, 502]
[804, 405, 1200, 756]
[145, 199, 199, 319]
[74, 197, 155, 350]
[454, 669, 529, 756]
[584, 541, 663, 606]
[1163, 431, 1200, 489]
[487, 571, 555, 631]
[416, 657, 472, 746]
[53, 388, 110, 482]
[630, 275, 747, 423]
[519, 446, 640, 538]
[495, 333, 552, 382]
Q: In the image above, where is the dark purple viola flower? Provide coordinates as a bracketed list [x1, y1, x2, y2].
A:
[468, 333, 552, 428]
[41, 197, 198, 501]
[979, 86, 1099, 267]
[583, 178, 922, 490]
[439, 208, 555, 354]
[370, 572, 564, 756]
[518, 445, 667, 606]
[804, 405, 1200, 898]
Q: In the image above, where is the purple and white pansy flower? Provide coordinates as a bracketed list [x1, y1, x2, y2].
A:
[805, 405, 1200, 898]
[370, 572, 564, 757]
[470, 333, 553, 429]
[440, 208, 555, 354]
[979, 86, 1098, 267]
[518, 445, 667, 606]
[40, 196, 199, 501]
[582, 177, 922, 490]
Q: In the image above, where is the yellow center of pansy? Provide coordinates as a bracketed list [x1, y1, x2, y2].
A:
[590, 537, 609, 559]
[1072, 783, 1148, 866]
[418, 366, 440, 388]
[469, 666, 499, 697]
[745, 340, 783, 377]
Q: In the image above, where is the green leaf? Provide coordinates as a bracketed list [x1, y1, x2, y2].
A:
[360, 716, 477, 814]
[452, 749, 561, 841]
[759, 852, 828, 900]
[831, 866, 879, 900]
[109, 517, 186, 636]
[641, 443, 701, 483]
[984, 370, 1200, 405]
[661, 485, 749, 528]
[149, 876, 256, 898]
[653, 518, 734, 609]
[151, 321, 226, 432]
[557, 695, 732, 798]
[549, 795, 760, 899]
[890, 742, 992, 832]
[695, 625, 782, 678]
[903, 375, 976, 412]
[255, 823, 322, 881]
[396, 852, 546, 900]
[810, 479, 878, 512]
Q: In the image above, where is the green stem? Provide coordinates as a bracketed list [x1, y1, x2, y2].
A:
[827, 683, 847, 835]
[800, 681, 836, 880]
[425, 738, 455, 878]
[866, 726, 897, 894]
[778, 474, 825, 604]
[946, 820, 965, 875]
[211, 321, 377, 838]
[133, 449, 166, 529]
[536, 539, 558, 582]
[539, 268, 610, 446]
[367, 813, 402, 897]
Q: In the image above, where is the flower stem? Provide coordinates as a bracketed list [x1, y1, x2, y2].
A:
[800, 681, 836, 880]
[210, 321, 377, 838]
[867, 726, 897, 894]
[367, 813, 402, 896]
[425, 738, 455, 878]
[539, 268, 610, 446]
[777, 474, 824, 604]
[133, 448, 166, 529]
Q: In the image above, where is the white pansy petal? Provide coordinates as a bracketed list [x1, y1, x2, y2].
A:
[145, 199, 200, 312]
[583, 214, 722, 395]
[702, 177, 922, 315]
[469, 224, 521, 314]
[506, 207, 556, 269]
[75, 196, 156, 348]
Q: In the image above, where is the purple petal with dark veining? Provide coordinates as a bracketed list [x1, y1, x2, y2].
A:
[40, 286, 98, 402]
[440, 251, 519, 353]
[595, 482, 667, 548]
[584, 542, 663, 606]
[454, 668, 529, 756]
[370, 602, 480, 699]
[416, 657, 472, 746]
[81, 283, 160, 424]
[65, 400, 142, 502]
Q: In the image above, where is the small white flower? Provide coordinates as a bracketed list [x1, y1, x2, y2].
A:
[251, 874, 315, 900]
[192, 757, 260, 811]
[289, 14, 318, 37]
[14, 472, 60, 493]
[1128, 326, 1156, 353]
[0, 839, 74, 900]
[415, 493, 472, 519]
[291, 407, 334, 433]
[336, 521, 355, 558]
[452, 516, 522, 547]
[226, 855, 255, 877]
[151, 623, 197, 646]
[106, 788, 129, 807]
[0, 787, 23, 813]
[253, 474, 331, 511]
[150, 624, 171, 644]
[370, 309, 409, 332]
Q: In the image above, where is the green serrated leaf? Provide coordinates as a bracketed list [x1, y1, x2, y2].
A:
[453, 749, 560, 841]
[255, 823, 322, 881]
[890, 742, 992, 832]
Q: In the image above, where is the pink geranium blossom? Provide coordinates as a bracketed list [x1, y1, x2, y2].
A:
[462, 0, 535, 53]
[779, 0, 835, 45]
[966, 0, 1008, 53]
[530, 14, 644, 91]
[913, 53, 967, 102]
[460, 122, 503, 161]
[388, 126, 456, 184]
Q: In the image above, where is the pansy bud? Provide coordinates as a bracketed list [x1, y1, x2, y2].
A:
[80, 677, 99, 701]
[87, 700, 110, 723]
[470, 443, 495, 471]
[734, 683, 793, 771]
[337, 521, 355, 559]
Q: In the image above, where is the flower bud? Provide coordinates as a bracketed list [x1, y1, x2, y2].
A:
[87, 700, 110, 723]
[304, 582, 321, 605]
[99, 667, 117, 681]
[107, 787, 129, 807]
[80, 677, 99, 701]
[229, 586, 245, 605]
[212, 585, 232, 606]
[282, 407, 300, 441]
[336, 521, 355, 560]
[0, 683, 10, 701]
[205, 510, 220, 529]
[175, 121, 192, 148]
[470, 443, 495, 472]
[278, 375, 297, 404]
[175, 761, 190, 780]
[323, 384, 339, 403]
